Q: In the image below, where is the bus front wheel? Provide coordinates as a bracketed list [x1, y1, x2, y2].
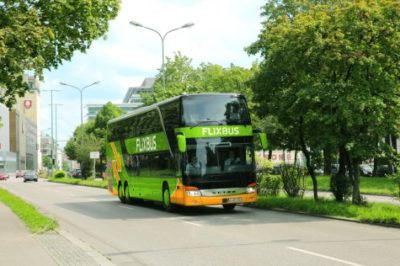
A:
[162, 185, 174, 212]
[118, 183, 126, 204]
[223, 204, 236, 211]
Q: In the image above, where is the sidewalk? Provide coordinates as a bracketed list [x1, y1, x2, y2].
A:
[0, 203, 56, 266]
[0, 203, 101, 266]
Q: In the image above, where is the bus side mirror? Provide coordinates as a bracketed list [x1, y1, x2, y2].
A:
[177, 134, 187, 153]
[259, 133, 268, 150]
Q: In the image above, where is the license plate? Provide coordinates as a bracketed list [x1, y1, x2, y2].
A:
[223, 198, 242, 203]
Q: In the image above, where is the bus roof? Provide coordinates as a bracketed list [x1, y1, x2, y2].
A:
[108, 93, 242, 125]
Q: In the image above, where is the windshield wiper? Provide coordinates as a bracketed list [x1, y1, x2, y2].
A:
[190, 119, 226, 129]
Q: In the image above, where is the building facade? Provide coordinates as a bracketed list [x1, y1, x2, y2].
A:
[122, 77, 154, 105]
[0, 76, 41, 172]
[0, 104, 17, 172]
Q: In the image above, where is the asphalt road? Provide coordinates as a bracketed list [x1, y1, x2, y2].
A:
[1, 177, 400, 266]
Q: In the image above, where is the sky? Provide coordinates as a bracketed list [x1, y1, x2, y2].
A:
[40, 0, 265, 147]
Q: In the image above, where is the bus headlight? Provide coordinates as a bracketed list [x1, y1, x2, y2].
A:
[185, 186, 201, 197]
[186, 190, 201, 197]
[246, 182, 256, 193]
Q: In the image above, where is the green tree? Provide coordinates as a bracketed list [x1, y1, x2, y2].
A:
[91, 102, 122, 171]
[42, 155, 53, 169]
[142, 52, 257, 106]
[64, 121, 101, 178]
[0, 0, 120, 107]
[248, 0, 400, 204]
[64, 103, 122, 176]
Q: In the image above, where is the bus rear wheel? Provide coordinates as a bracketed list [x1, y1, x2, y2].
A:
[118, 183, 126, 203]
[223, 204, 236, 211]
[162, 185, 174, 212]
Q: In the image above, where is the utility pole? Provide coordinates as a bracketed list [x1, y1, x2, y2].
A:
[55, 103, 63, 170]
[43, 89, 59, 170]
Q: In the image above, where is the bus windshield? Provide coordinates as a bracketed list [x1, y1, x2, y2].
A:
[184, 137, 254, 177]
[182, 95, 251, 126]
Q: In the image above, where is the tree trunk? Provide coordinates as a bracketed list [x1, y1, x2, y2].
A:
[352, 159, 361, 204]
[268, 148, 273, 160]
[299, 117, 318, 201]
[323, 147, 333, 175]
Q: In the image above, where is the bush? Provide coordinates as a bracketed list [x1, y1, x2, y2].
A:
[280, 164, 305, 197]
[258, 174, 281, 196]
[330, 172, 351, 202]
[53, 170, 66, 179]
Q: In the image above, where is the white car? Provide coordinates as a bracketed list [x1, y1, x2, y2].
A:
[24, 170, 38, 182]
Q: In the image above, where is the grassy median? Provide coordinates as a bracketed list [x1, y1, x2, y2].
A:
[255, 196, 400, 226]
[0, 188, 58, 233]
[48, 177, 108, 189]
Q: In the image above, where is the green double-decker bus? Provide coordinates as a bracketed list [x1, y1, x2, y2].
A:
[106, 93, 267, 211]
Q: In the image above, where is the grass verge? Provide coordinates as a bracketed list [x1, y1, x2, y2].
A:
[48, 177, 107, 189]
[0, 188, 58, 233]
[304, 175, 398, 196]
[255, 196, 400, 226]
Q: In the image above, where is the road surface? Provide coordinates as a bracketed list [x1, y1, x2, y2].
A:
[1, 178, 400, 266]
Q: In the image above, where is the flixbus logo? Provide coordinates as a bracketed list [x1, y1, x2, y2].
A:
[201, 127, 240, 137]
[136, 135, 157, 152]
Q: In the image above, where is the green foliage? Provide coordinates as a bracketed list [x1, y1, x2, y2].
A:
[305, 175, 398, 196]
[394, 175, 400, 199]
[248, 0, 400, 203]
[280, 164, 305, 197]
[256, 196, 400, 226]
[48, 177, 107, 189]
[141, 52, 257, 107]
[64, 121, 101, 178]
[64, 103, 121, 178]
[330, 173, 352, 202]
[255, 156, 273, 174]
[0, 188, 58, 233]
[0, 0, 120, 108]
[53, 170, 66, 179]
[258, 174, 281, 196]
[42, 155, 53, 169]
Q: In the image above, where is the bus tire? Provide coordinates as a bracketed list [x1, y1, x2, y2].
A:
[223, 204, 236, 211]
[118, 183, 126, 204]
[124, 183, 132, 204]
[162, 185, 174, 212]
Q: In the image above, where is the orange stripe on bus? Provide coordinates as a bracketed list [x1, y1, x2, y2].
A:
[110, 142, 122, 172]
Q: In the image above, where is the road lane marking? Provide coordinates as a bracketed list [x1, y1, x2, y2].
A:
[182, 221, 202, 227]
[119, 205, 135, 210]
[287, 247, 364, 266]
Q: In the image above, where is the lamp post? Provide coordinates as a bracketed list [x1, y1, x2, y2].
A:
[129, 21, 194, 90]
[59, 81, 100, 126]
[43, 89, 59, 167]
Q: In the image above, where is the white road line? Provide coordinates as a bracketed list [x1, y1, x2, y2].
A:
[88, 198, 99, 202]
[119, 205, 134, 210]
[182, 221, 202, 227]
[287, 247, 364, 266]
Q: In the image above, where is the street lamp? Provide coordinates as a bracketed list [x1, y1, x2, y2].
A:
[43, 89, 60, 167]
[59, 81, 100, 126]
[129, 20, 194, 89]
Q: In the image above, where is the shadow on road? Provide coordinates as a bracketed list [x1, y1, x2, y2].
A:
[56, 199, 320, 226]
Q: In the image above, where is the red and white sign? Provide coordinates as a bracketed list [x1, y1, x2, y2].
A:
[24, 100, 32, 109]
